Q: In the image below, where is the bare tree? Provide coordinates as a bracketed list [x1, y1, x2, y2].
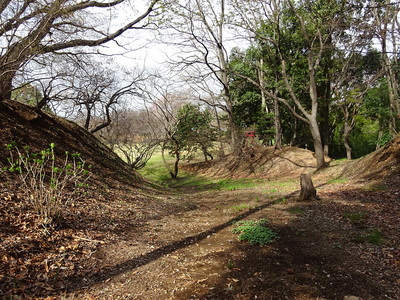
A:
[159, 0, 243, 156]
[99, 107, 162, 169]
[369, 0, 400, 136]
[0, 0, 160, 101]
[64, 58, 146, 133]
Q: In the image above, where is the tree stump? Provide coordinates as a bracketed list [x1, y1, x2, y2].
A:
[299, 173, 318, 201]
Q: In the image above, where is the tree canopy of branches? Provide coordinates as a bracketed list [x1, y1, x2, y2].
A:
[99, 107, 162, 169]
[0, 0, 160, 101]
[229, 0, 388, 168]
[159, 0, 243, 156]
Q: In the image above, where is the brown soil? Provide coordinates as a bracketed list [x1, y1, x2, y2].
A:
[0, 100, 399, 299]
[182, 145, 325, 179]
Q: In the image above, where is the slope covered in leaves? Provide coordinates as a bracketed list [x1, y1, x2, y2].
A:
[0, 100, 183, 298]
[342, 133, 400, 181]
[184, 134, 400, 186]
[0, 99, 142, 186]
[183, 146, 325, 179]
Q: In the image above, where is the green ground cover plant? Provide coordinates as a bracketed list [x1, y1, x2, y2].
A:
[216, 179, 257, 190]
[232, 219, 278, 245]
[354, 229, 384, 245]
[343, 210, 367, 222]
[327, 177, 349, 184]
[228, 203, 256, 213]
[288, 206, 305, 214]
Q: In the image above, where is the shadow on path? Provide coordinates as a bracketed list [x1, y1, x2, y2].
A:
[65, 189, 301, 293]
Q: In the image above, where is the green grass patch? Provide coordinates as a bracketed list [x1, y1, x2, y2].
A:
[288, 206, 305, 214]
[139, 155, 269, 190]
[354, 229, 384, 245]
[229, 203, 255, 213]
[139, 151, 296, 193]
[274, 197, 288, 204]
[343, 210, 367, 222]
[327, 177, 348, 184]
[362, 183, 387, 192]
[137, 151, 172, 184]
[262, 179, 297, 195]
[264, 188, 279, 194]
[232, 219, 278, 245]
[216, 178, 257, 190]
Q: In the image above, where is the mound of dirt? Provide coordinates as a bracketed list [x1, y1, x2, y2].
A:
[183, 146, 327, 179]
[184, 135, 400, 184]
[0, 99, 142, 187]
[343, 134, 400, 180]
[0, 100, 183, 299]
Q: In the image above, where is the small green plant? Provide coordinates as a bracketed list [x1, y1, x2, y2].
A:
[288, 206, 304, 214]
[354, 229, 384, 245]
[343, 210, 366, 222]
[232, 219, 278, 245]
[229, 203, 253, 213]
[264, 188, 278, 194]
[6, 143, 91, 224]
[327, 177, 348, 184]
[217, 179, 257, 191]
[226, 259, 234, 269]
[362, 184, 386, 191]
[274, 197, 288, 204]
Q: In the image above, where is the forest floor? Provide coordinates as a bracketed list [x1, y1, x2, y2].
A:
[0, 100, 399, 299]
[1, 160, 399, 300]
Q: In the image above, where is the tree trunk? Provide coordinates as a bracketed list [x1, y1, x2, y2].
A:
[172, 152, 180, 179]
[230, 119, 243, 156]
[0, 70, 14, 101]
[161, 141, 179, 179]
[225, 93, 242, 156]
[309, 120, 326, 170]
[259, 58, 268, 114]
[321, 100, 331, 156]
[213, 106, 225, 157]
[274, 96, 282, 150]
[343, 120, 352, 160]
[299, 173, 318, 201]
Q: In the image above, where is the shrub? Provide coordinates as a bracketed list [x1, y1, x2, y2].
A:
[5, 143, 91, 224]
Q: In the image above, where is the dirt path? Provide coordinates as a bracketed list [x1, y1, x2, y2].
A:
[64, 181, 400, 300]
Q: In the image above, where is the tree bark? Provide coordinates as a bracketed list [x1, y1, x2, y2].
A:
[343, 108, 353, 159]
[274, 95, 282, 150]
[299, 173, 318, 201]
[343, 124, 352, 160]
[0, 69, 15, 101]
[309, 120, 326, 170]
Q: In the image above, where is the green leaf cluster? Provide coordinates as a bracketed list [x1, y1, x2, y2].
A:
[165, 103, 217, 161]
[232, 219, 278, 245]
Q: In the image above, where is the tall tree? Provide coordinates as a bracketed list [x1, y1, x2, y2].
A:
[160, 0, 243, 156]
[0, 0, 160, 101]
[229, 47, 278, 146]
[369, 0, 400, 136]
[231, 0, 355, 169]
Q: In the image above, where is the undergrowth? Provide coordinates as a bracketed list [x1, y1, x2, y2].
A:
[232, 219, 278, 245]
[5, 143, 91, 224]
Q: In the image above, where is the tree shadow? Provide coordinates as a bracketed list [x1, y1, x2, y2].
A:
[63, 190, 300, 293]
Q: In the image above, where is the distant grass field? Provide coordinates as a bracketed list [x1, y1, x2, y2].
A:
[138, 150, 297, 193]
